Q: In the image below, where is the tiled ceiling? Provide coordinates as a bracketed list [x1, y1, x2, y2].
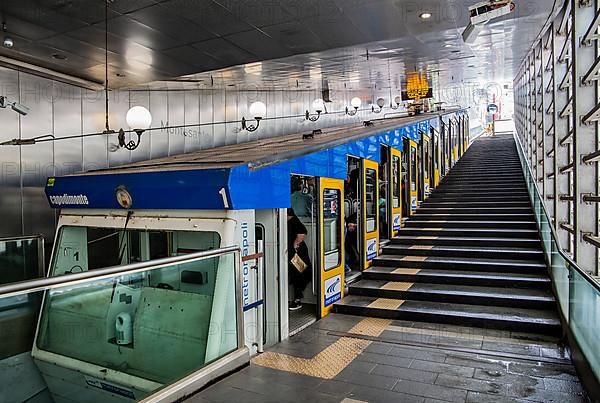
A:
[0, 0, 556, 91]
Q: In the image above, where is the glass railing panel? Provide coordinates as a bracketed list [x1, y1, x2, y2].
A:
[0, 248, 240, 402]
[0, 289, 47, 402]
[550, 242, 570, 321]
[569, 269, 600, 381]
[0, 235, 44, 285]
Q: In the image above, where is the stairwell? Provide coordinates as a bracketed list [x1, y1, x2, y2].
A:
[334, 133, 561, 335]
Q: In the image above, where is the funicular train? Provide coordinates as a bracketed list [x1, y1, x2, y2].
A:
[15, 108, 469, 402]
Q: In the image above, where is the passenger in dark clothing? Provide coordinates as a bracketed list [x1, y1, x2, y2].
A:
[287, 208, 312, 311]
[345, 212, 360, 272]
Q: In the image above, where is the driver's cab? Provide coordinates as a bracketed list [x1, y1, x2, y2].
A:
[32, 209, 253, 402]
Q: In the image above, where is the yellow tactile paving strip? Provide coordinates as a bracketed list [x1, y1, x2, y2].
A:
[392, 268, 421, 274]
[409, 245, 434, 250]
[381, 281, 413, 291]
[367, 298, 405, 310]
[417, 236, 439, 239]
[251, 317, 391, 379]
[400, 255, 428, 261]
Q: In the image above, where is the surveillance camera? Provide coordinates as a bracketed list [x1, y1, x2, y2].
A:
[462, 22, 485, 43]
[11, 102, 29, 116]
[0, 96, 29, 115]
[3, 37, 13, 48]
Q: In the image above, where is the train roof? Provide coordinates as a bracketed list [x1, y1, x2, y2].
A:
[68, 109, 460, 175]
[46, 108, 466, 211]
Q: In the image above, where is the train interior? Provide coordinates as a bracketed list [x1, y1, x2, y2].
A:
[344, 156, 362, 283]
[288, 174, 319, 334]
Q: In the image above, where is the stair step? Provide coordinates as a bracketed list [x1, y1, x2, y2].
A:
[390, 235, 540, 248]
[363, 266, 551, 288]
[349, 279, 556, 309]
[430, 190, 529, 196]
[373, 254, 547, 274]
[411, 213, 534, 221]
[415, 207, 532, 214]
[333, 295, 561, 335]
[404, 220, 538, 229]
[383, 244, 543, 261]
[396, 227, 539, 238]
[427, 194, 530, 201]
[421, 201, 532, 208]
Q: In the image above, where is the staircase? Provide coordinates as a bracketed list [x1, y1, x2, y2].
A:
[334, 133, 561, 335]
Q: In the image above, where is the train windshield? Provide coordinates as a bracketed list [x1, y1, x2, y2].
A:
[38, 225, 234, 386]
[50, 226, 221, 276]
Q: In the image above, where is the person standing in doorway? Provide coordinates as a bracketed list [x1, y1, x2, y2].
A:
[287, 208, 312, 311]
[291, 177, 313, 218]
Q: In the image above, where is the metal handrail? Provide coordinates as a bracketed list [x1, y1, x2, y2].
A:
[0, 245, 240, 298]
[513, 132, 600, 292]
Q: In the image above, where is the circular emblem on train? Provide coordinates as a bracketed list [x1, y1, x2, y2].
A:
[115, 186, 133, 209]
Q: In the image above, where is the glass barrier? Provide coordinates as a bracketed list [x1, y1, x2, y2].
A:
[514, 131, 600, 383]
[0, 235, 44, 285]
[0, 247, 240, 403]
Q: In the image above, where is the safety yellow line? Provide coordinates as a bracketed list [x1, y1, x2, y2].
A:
[251, 317, 391, 379]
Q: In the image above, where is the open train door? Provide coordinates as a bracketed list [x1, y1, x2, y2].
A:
[432, 127, 441, 188]
[317, 178, 345, 317]
[409, 140, 419, 213]
[390, 147, 402, 237]
[361, 159, 379, 269]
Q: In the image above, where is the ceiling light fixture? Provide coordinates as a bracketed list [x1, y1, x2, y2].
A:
[242, 101, 266, 132]
[346, 97, 361, 116]
[419, 12, 432, 19]
[390, 96, 402, 110]
[118, 106, 152, 151]
[372, 97, 385, 113]
[306, 98, 324, 122]
[2, 21, 12, 48]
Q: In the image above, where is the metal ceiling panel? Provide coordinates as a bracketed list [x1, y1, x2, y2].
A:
[192, 37, 255, 66]
[225, 29, 294, 60]
[261, 21, 326, 53]
[162, 0, 256, 36]
[162, 45, 223, 71]
[94, 16, 182, 51]
[214, 0, 296, 27]
[127, 5, 215, 44]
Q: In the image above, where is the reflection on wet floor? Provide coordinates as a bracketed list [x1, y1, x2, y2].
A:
[190, 314, 588, 403]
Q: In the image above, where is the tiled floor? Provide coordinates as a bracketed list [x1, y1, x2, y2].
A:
[188, 314, 588, 403]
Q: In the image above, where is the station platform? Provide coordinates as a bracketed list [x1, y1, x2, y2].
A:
[190, 313, 587, 403]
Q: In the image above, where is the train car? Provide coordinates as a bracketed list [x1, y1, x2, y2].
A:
[33, 109, 466, 402]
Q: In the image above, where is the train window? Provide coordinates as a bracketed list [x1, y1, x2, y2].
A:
[392, 155, 400, 208]
[50, 226, 221, 276]
[365, 168, 377, 232]
[410, 146, 417, 191]
[323, 188, 341, 270]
